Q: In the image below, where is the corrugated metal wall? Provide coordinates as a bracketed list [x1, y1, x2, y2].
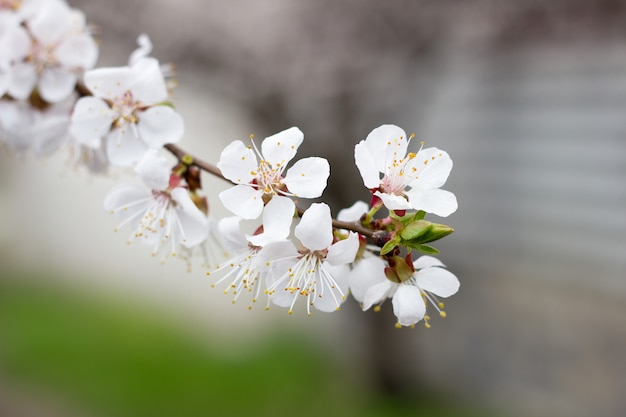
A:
[397, 42, 626, 417]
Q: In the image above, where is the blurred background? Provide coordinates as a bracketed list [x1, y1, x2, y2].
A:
[1, 0, 626, 416]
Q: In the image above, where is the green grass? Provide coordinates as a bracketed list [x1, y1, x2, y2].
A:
[0, 272, 494, 417]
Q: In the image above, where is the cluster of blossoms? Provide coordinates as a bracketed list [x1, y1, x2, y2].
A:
[1, 1, 459, 328]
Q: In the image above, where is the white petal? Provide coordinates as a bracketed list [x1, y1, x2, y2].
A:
[415, 267, 459, 298]
[294, 202, 332, 251]
[128, 34, 153, 66]
[408, 147, 453, 189]
[261, 126, 303, 168]
[7, 63, 36, 100]
[217, 140, 258, 184]
[55, 34, 98, 70]
[405, 188, 458, 217]
[354, 140, 381, 189]
[348, 255, 388, 303]
[217, 216, 247, 251]
[129, 57, 167, 105]
[326, 232, 359, 266]
[362, 280, 395, 311]
[258, 240, 299, 268]
[104, 183, 150, 213]
[363, 124, 408, 174]
[38, 67, 77, 103]
[69, 97, 115, 149]
[413, 255, 445, 270]
[392, 285, 426, 326]
[0, 21, 30, 62]
[313, 263, 349, 312]
[84, 66, 136, 100]
[283, 157, 329, 198]
[134, 149, 170, 190]
[337, 201, 369, 222]
[246, 196, 294, 247]
[137, 105, 184, 148]
[106, 126, 148, 167]
[373, 191, 412, 210]
[28, 0, 73, 44]
[171, 187, 210, 248]
[218, 185, 264, 219]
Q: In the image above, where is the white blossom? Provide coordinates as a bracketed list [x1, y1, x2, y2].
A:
[263, 202, 359, 315]
[4, 0, 98, 103]
[350, 255, 459, 328]
[104, 149, 209, 258]
[217, 127, 330, 219]
[70, 41, 183, 166]
[354, 124, 458, 217]
[0, 96, 72, 154]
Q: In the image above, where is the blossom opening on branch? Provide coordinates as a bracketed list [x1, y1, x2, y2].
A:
[351, 255, 459, 328]
[208, 197, 295, 309]
[104, 149, 209, 258]
[217, 127, 330, 219]
[354, 124, 458, 217]
[3, 0, 98, 103]
[262, 202, 359, 315]
[70, 37, 183, 167]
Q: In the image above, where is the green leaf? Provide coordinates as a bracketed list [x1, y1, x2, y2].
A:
[414, 244, 440, 255]
[399, 220, 432, 240]
[411, 223, 454, 244]
[380, 239, 398, 256]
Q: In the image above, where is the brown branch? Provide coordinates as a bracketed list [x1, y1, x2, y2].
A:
[164, 143, 226, 181]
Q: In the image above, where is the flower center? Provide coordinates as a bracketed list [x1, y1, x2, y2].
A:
[28, 41, 59, 74]
[111, 90, 140, 127]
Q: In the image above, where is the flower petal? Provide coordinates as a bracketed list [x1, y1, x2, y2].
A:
[171, 187, 210, 247]
[38, 67, 77, 103]
[106, 126, 148, 167]
[217, 140, 258, 184]
[103, 183, 150, 213]
[84, 66, 136, 100]
[405, 188, 458, 217]
[373, 191, 412, 210]
[283, 157, 329, 198]
[134, 149, 170, 190]
[348, 255, 387, 303]
[258, 240, 300, 268]
[69, 96, 115, 149]
[137, 105, 184, 148]
[363, 124, 408, 174]
[129, 57, 167, 105]
[392, 284, 426, 326]
[128, 34, 153, 66]
[218, 185, 264, 219]
[354, 140, 381, 189]
[246, 196, 294, 247]
[313, 263, 349, 312]
[56, 33, 98, 70]
[7, 63, 36, 100]
[337, 200, 369, 222]
[413, 255, 445, 270]
[415, 267, 459, 298]
[295, 202, 332, 251]
[261, 126, 303, 168]
[326, 232, 359, 266]
[28, 0, 73, 44]
[408, 147, 453, 189]
[362, 280, 395, 311]
[218, 216, 247, 251]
